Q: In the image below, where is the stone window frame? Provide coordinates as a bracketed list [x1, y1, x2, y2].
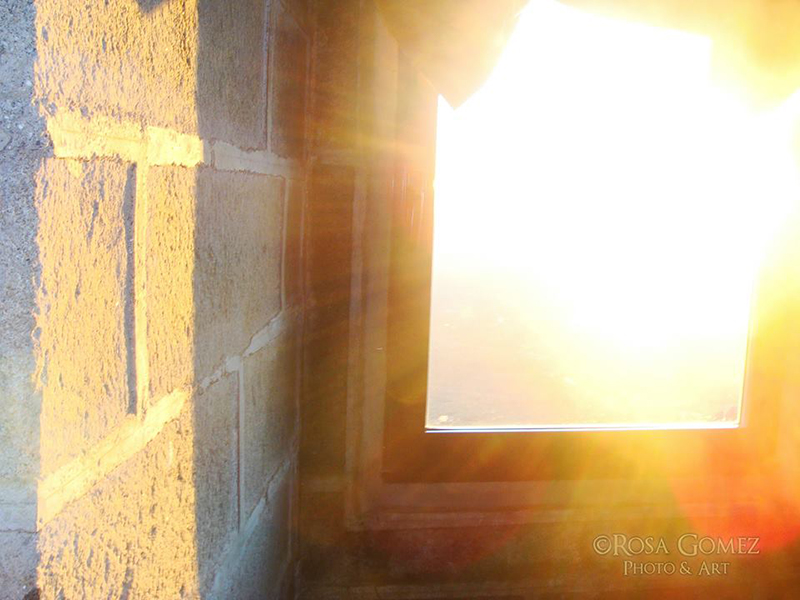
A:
[340, 47, 786, 533]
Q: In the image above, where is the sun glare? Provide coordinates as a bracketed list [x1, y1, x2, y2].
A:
[427, 0, 799, 429]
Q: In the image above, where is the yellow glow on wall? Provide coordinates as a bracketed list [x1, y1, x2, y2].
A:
[427, 0, 800, 429]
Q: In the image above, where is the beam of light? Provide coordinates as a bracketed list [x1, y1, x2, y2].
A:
[426, 0, 799, 430]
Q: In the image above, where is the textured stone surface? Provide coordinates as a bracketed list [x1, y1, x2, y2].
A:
[0, 0, 306, 595]
[37, 406, 200, 600]
[197, 0, 269, 148]
[34, 0, 199, 134]
[214, 468, 294, 600]
[312, 0, 361, 153]
[194, 373, 239, 594]
[1, 2, 45, 595]
[0, 531, 37, 600]
[194, 168, 284, 380]
[146, 163, 284, 402]
[0, 485, 35, 530]
[145, 165, 197, 400]
[242, 330, 296, 521]
[270, 3, 308, 159]
[35, 158, 136, 477]
[283, 178, 305, 309]
[0, 0, 47, 490]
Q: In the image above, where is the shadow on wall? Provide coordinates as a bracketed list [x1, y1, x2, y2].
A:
[0, 0, 47, 598]
[136, 0, 168, 12]
[190, 1, 303, 596]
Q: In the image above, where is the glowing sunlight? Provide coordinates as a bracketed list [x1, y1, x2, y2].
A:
[426, 0, 799, 429]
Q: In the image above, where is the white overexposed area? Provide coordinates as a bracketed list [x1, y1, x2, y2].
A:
[427, 0, 798, 429]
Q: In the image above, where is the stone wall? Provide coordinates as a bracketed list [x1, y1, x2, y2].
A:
[0, 0, 311, 598]
[0, 1, 48, 597]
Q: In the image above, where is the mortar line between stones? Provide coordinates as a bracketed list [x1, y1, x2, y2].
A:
[124, 164, 139, 415]
[133, 153, 150, 416]
[237, 363, 245, 532]
[36, 390, 188, 529]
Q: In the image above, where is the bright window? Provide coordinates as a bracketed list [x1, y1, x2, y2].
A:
[426, 0, 797, 430]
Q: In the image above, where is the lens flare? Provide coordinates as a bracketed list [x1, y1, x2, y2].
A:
[427, 0, 799, 430]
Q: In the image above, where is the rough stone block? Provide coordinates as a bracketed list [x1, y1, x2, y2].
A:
[36, 407, 201, 599]
[241, 329, 296, 521]
[0, 531, 37, 600]
[194, 168, 284, 380]
[0, 350, 39, 486]
[35, 0, 199, 134]
[194, 372, 239, 593]
[261, 470, 293, 598]
[37, 0, 270, 146]
[35, 158, 136, 476]
[312, 0, 361, 153]
[145, 166, 197, 400]
[0, 489, 36, 532]
[213, 467, 293, 600]
[270, 4, 308, 159]
[1, 0, 49, 485]
[196, 0, 269, 148]
[283, 178, 305, 309]
[146, 166, 284, 398]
